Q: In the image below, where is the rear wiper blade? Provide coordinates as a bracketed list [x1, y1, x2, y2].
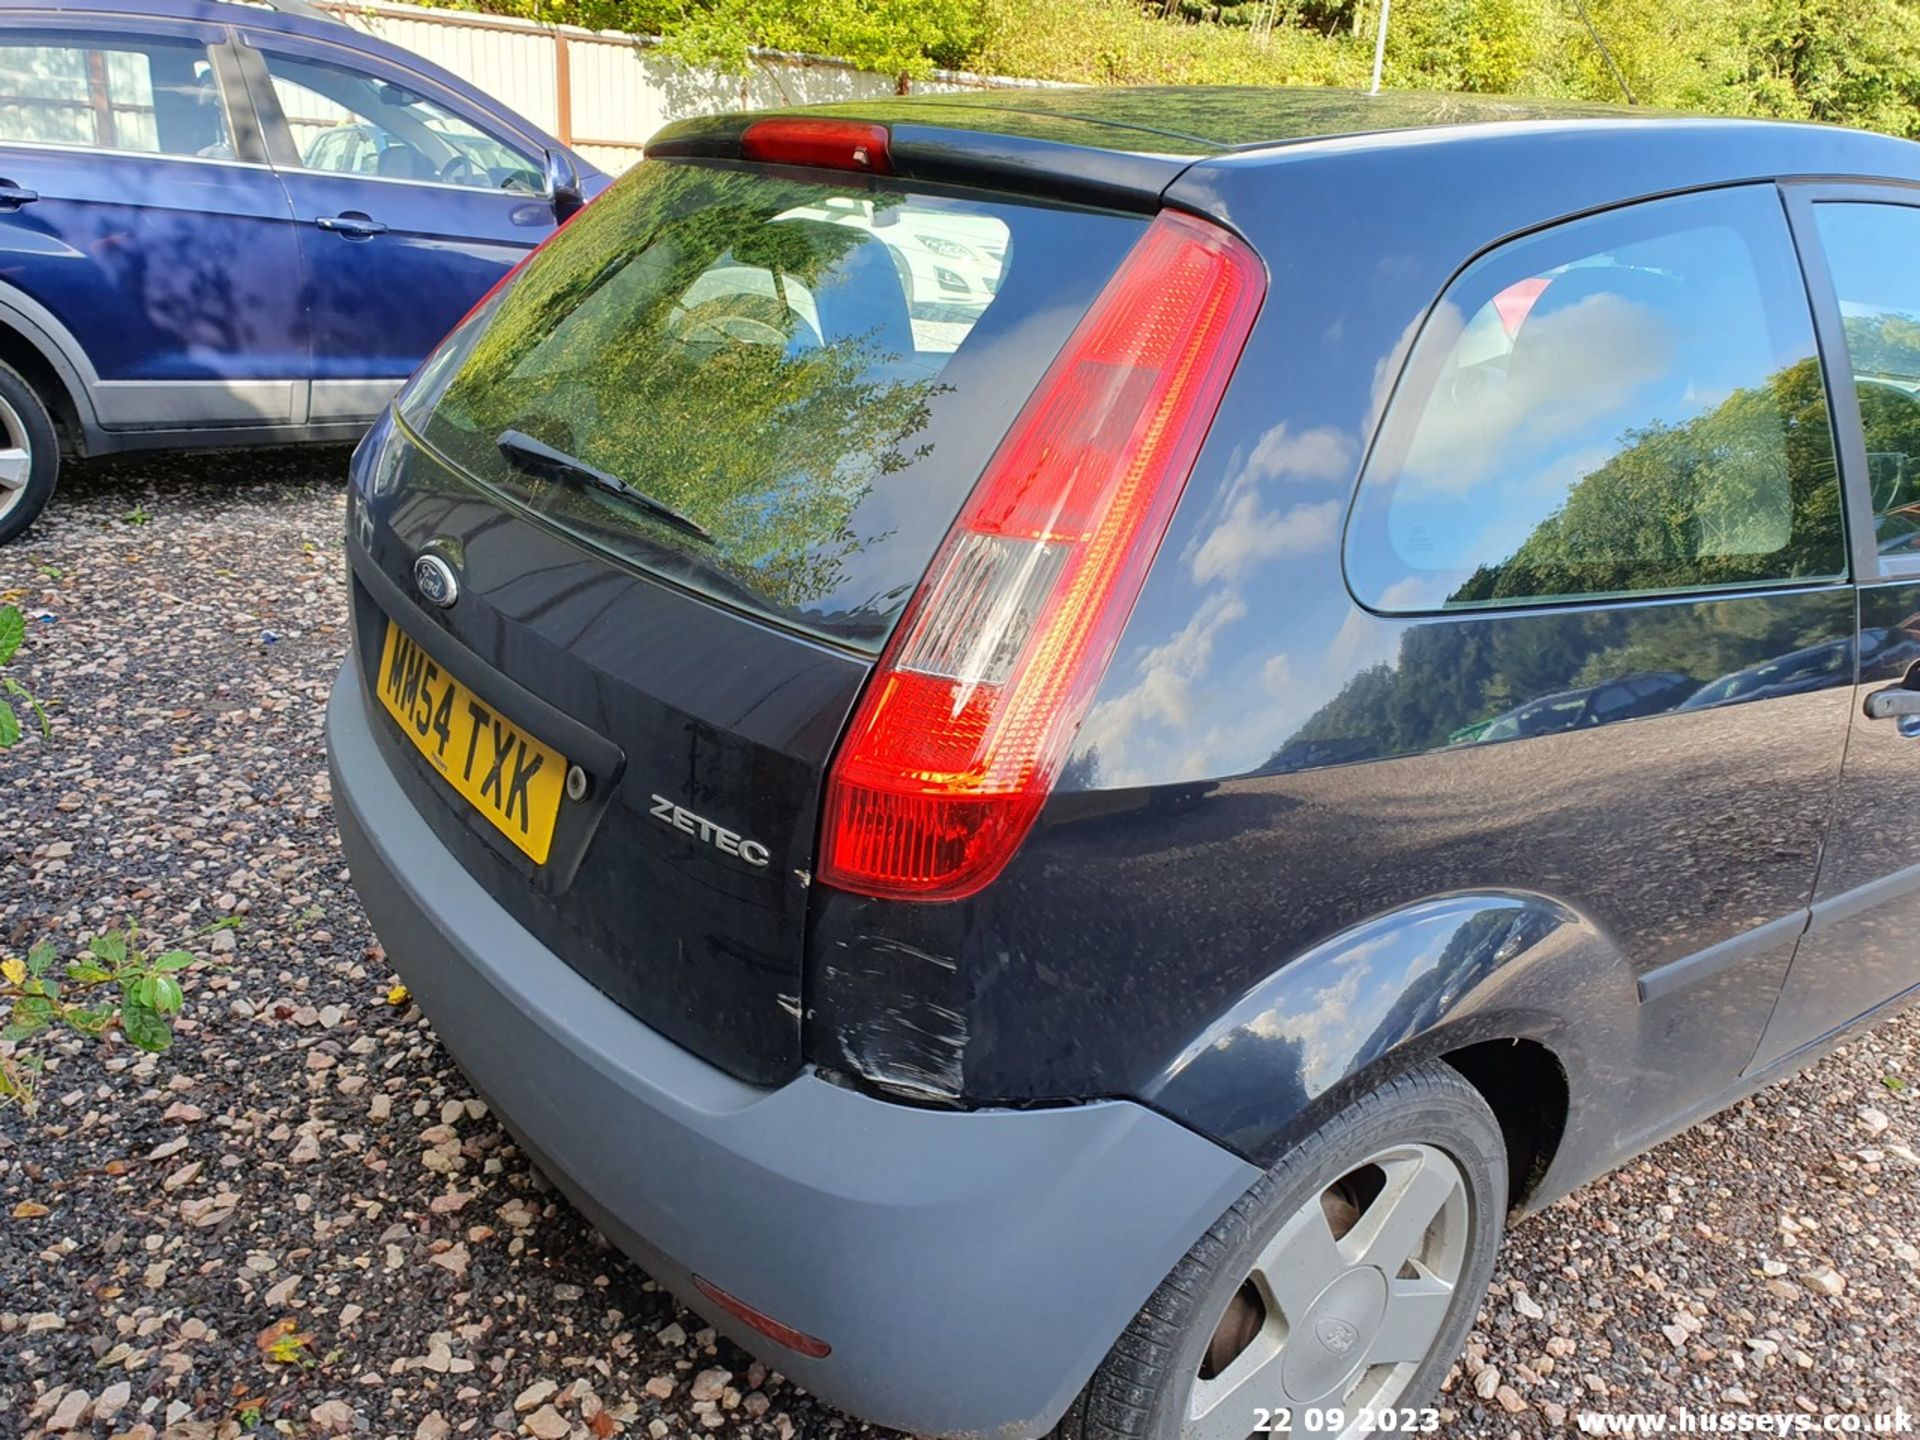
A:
[495, 428, 712, 543]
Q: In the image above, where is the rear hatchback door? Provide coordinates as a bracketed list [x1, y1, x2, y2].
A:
[347, 153, 1148, 1082]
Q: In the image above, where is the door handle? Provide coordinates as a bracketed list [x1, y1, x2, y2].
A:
[0, 184, 40, 210]
[315, 212, 387, 239]
[1864, 683, 1920, 720]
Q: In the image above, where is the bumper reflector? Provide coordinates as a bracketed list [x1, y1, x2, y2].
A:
[693, 1275, 834, 1359]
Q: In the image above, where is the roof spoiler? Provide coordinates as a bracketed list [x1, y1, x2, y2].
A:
[645, 112, 1196, 213]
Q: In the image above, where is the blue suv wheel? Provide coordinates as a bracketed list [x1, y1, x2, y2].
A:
[0, 362, 59, 545]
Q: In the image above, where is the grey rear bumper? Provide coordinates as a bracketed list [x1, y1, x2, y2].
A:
[326, 664, 1258, 1438]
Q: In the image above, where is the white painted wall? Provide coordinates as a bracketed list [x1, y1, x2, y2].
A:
[318, 0, 1060, 174]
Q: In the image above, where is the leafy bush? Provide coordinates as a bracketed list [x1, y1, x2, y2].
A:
[973, 0, 1372, 86]
[656, 0, 990, 75]
[1385, 0, 1535, 95]
[0, 602, 48, 748]
[411, 0, 1920, 137]
[412, 0, 987, 75]
[0, 922, 232, 1113]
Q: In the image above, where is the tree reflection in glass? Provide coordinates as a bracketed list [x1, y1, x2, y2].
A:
[1347, 188, 1847, 615]
[422, 166, 1001, 616]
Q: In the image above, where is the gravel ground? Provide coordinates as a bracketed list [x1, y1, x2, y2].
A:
[1, 451, 1917, 1440]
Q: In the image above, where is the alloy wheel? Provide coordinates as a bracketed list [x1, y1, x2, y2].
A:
[1182, 1142, 1471, 1440]
[0, 393, 34, 524]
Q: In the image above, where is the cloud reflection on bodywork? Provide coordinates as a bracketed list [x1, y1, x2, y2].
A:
[1076, 422, 1358, 786]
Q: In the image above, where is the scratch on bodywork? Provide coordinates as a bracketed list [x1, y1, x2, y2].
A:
[833, 935, 967, 1101]
[863, 936, 958, 972]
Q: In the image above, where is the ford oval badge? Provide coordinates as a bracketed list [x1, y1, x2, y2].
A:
[414, 553, 459, 609]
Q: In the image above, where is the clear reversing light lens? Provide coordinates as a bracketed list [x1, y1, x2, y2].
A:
[818, 209, 1266, 901]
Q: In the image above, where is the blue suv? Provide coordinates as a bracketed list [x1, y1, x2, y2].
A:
[0, 0, 606, 542]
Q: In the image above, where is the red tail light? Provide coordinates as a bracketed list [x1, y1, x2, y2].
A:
[819, 209, 1265, 901]
[741, 118, 892, 175]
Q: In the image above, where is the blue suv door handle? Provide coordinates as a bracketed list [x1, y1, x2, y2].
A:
[315, 212, 388, 240]
[0, 182, 40, 210]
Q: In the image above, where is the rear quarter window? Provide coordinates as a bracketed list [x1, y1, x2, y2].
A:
[1345, 186, 1846, 613]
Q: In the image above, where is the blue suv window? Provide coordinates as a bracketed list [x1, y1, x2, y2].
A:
[259, 50, 541, 193]
[0, 30, 231, 158]
[1347, 187, 1845, 612]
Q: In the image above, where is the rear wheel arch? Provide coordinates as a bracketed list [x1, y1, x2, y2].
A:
[0, 325, 81, 454]
[0, 302, 95, 456]
[1442, 1035, 1570, 1214]
[1183, 1017, 1580, 1217]
[1140, 891, 1615, 1195]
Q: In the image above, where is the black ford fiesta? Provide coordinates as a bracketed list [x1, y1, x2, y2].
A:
[329, 85, 1920, 1440]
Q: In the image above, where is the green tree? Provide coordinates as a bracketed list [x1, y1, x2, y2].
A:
[408, 0, 1920, 141]
[1729, 0, 1920, 135]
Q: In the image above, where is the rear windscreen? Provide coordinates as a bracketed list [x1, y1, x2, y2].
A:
[401, 159, 1146, 652]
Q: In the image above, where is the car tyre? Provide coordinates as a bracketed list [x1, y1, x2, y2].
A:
[0, 363, 60, 545]
[1062, 1063, 1507, 1440]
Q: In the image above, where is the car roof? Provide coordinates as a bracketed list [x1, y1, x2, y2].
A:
[794, 84, 1653, 156]
[653, 83, 1920, 215]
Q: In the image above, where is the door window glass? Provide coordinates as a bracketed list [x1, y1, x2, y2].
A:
[260, 51, 542, 192]
[0, 31, 231, 157]
[1809, 201, 1920, 559]
[1347, 187, 1845, 611]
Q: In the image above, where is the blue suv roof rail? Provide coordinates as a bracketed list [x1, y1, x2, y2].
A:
[247, 0, 347, 26]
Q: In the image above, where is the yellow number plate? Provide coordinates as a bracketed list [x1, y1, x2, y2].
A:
[375, 618, 566, 864]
